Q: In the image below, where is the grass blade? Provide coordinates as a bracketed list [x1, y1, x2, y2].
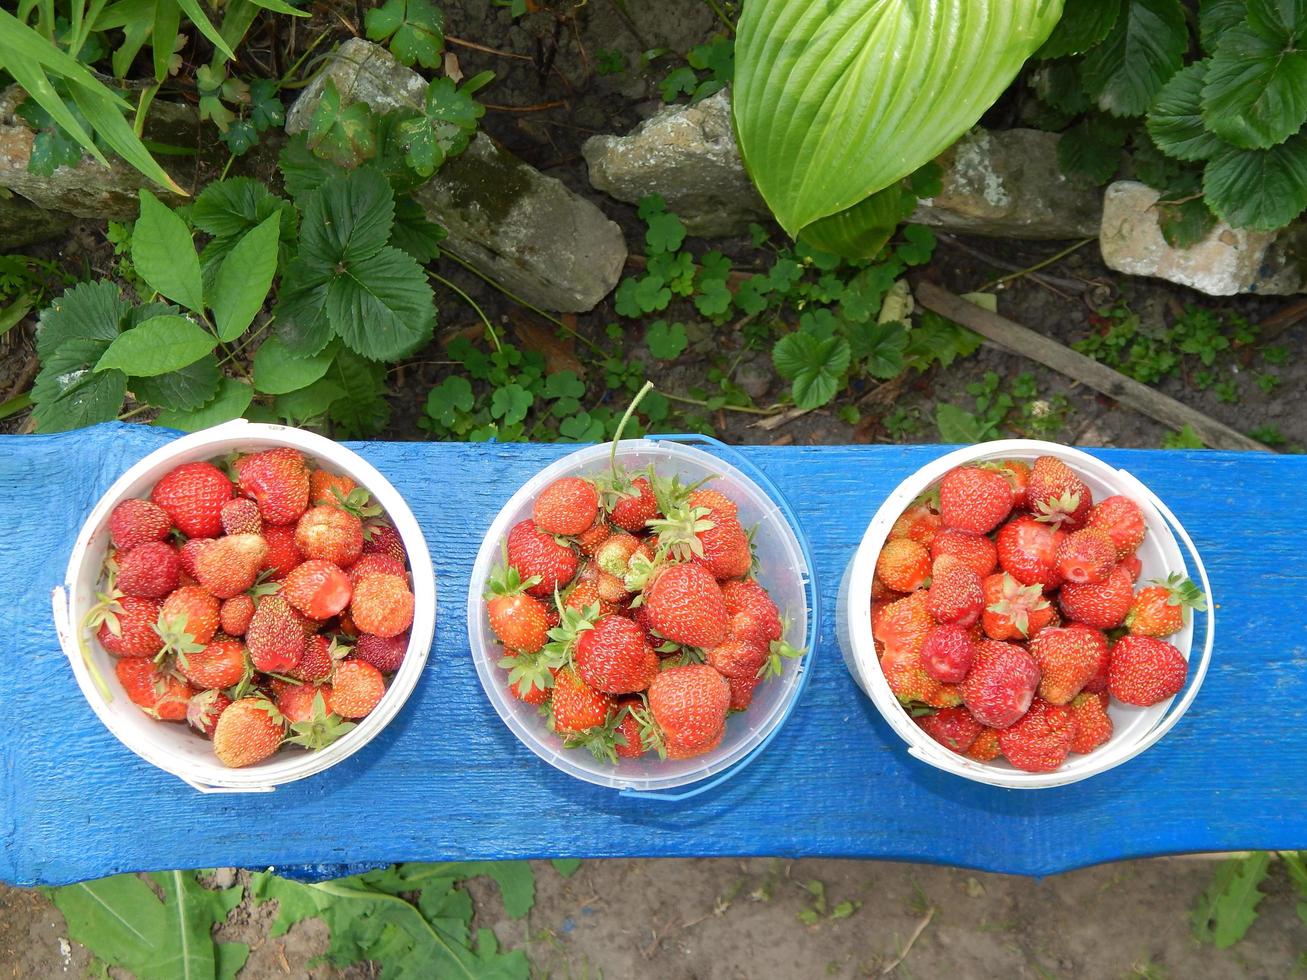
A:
[0, 47, 108, 167]
[173, 0, 236, 61]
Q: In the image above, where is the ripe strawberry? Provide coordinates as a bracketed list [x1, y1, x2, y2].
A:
[159, 586, 220, 647]
[288, 634, 335, 682]
[1126, 573, 1206, 637]
[116, 658, 194, 721]
[1120, 554, 1143, 582]
[534, 476, 599, 536]
[575, 614, 659, 694]
[1108, 635, 1186, 706]
[961, 640, 1041, 729]
[939, 466, 1012, 534]
[486, 562, 550, 653]
[982, 573, 1053, 640]
[310, 470, 357, 507]
[595, 533, 641, 578]
[643, 562, 729, 650]
[96, 596, 164, 657]
[507, 519, 578, 598]
[1059, 565, 1134, 629]
[296, 506, 363, 567]
[574, 521, 612, 556]
[194, 533, 268, 599]
[551, 667, 613, 734]
[219, 595, 254, 636]
[246, 595, 305, 672]
[347, 553, 406, 588]
[706, 636, 768, 680]
[1055, 528, 1117, 586]
[647, 663, 730, 758]
[151, 461, 233, 538]
[930, 528, 997, 577]
[927, 557, 984, 626]
[1084, 495, 1146, 558]
[509, 667, 551, 706]
[872, 590, 934, 660]
[186, 689, 232, 738]
[361, 522, 407, 564]
[607, 476, 659, 531]
[563, 580, 618, 619]
[235, 447, 310, 526]
[354, 632, 407, 673]
[996, 515, 1065, 589]
[108, 498, 171, 552]
[1026, 455, 1092, 529]
[981, 458, 1030, 508]
[220, 497, 262, 536]
[998, 698, 1075, 772]
[881, 645, 954, 706]
[178, 638, 248, 689]
[276, 682, 335, 725]
[726, 673, 759, 711]
[876, 538, 930, 592]
[115, 541, 180, 598]
[687, 488, 738, 519]
[260, 525, 302, 580]
[888, 503, 942, 547]
[966, 727, 1002, 762]
[612, 699, 646, 757]
[1029, 624, 1108, 704]
[213, 698, 284, 767]
[283, 559, 352, 619]
[720, 579, 783, 643]
[920, 624, 976, 684]
[1069, 691, 1113, 754]
[917, 706, 982, 754]
[350, 572, 414, 638]
[331, 659, 386, 718]
[694, 513, 753, 581]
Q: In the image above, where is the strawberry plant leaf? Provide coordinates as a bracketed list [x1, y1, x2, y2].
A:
[1036, 0, 1120, 58]
[307, 79, 378, 169]
[645, 319, 688, 359]
[772, 332, 850, 409]
[326, 246, 436, 361]
[551, 858, 582, 878]
[1158, 194, 1219, 248]
[275, 377, 346, 423]
[300, 168, 396, 267]
[34, 280, 127, 360]
[936, 402, 992, 443]
[1148, 61, 1227, 162]
[399, 74, 491, 177]
[253, 336, 338, 394]
[1203, 133, 1307, 229]
[1202, 19, 1307, 149]
[94, 315, 216, 377]
[278, 133, 339, 201]
[15, 95, 87, 175]
[1080, 0, 1188, 117]
[210, 213, 280, 342]
[1201, 0, 1250, 53]
[192, 178, 293, 241]
[325, 349, 390, 437]
[1058, 112, 1130, 184]
[133, 354, 222, 411]
[155, 376, 254, 431]
[132, 189, 204, 313]
[1191, 852, 1271, 948]
[32, 338, 126, 432]
[272, 260, 334, 356]
[365, 0, 445, 69]
[857, 321, 908, 379]
[391, 196, 446, 262]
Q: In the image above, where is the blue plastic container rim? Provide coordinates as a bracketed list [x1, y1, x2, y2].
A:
[619, 432, 820, 803]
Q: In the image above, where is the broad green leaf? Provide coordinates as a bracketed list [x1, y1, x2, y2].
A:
[132, 354, 221, 410]
[1202, 21, 1307, 149]
[551, 858, 582, 878]
[133, 190, 204, 311]
[1247, 0, 1307, 37]
[326, 246, 436, 361]
[1037, 0, 1120, 57]
[859, 321, 908, 379]
[253, 336, 338, 394]
[490, 383, 533, 424]
[1191, 853, 1271, 948]
[797, 186, 905, 260]
[1057, 113, 1128, 183]
[210, 213, 280, 341]
[365, 0, 445, 68]
[276, 377, 346, 423]
[34, 280, 127, 360]
[646, 211, 686, 254]
[155, 376, 253, 430]
[1200, 0, 1249, 52]
[1080, 0, 1188, 117]
[1203, 133, 1307, 229]
[324, 350, 391, 437]
[272, 260, 334, 356]
[32, 338, 126, 432]
[95, 315, 216, 376]
[732, 0, 1063, 240]
[398, 74, 490, 177]
[299, 168, 395, 266]
[1149, 62, 1228, 161]
[645, 319, 688, 359]
[15, 96, 88, 174]
[1157, 195, 1219, 247]
[692, 278, 732, 316]
[935, 401, 990, 442]
[426, 375, 474, 426]
[772, 332, 850, 409]
[308, 78, 378, 169]
[391, 196, 446, 262]
[1032, 58, 1093, 114]
[277, 133, 339, 201]
[192, 177, 289, 237]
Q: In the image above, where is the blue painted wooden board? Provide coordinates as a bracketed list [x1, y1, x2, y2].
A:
[1, 423, 1303, 886]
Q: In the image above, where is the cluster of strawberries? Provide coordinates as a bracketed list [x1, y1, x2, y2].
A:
[484, 464, 802, 763]
[90, 448, 416, 768]
[872, 455, 1204, 773]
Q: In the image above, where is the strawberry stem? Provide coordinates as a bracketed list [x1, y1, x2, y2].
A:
[609, 381, 655, 482]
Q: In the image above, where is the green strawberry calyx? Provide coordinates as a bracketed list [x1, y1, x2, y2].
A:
[284, 693, 354, 751]
[985, 573, 1049, 637]
[563, 705, 633, 766]
[1157, 572, 1207, 611]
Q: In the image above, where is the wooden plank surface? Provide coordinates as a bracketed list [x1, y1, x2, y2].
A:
[0, 424, 1303, 886]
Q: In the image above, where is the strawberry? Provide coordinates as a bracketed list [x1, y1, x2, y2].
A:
[1108, 635, 1186, 706]
[961, 640, 1041, 729]
[115, 541, 181, 598]
[929, 528, 997, 577]
[888, 502, 942, 547]
[260, 525, 302, 580]
[606, 476, 659, 532]
[1055, 528, 1117, 586]
[687, 488, 738, 519]
[575, 614, 659, 694]
[330, 659, 386, 718]
[939, 466, 1012, 534]
[998, 698, 1075, 772]
[219, 595, 255, 636]
[1126, 573, 1205, 637]
[920, 624, 976, 684]
[706, 636, 768, 680]
[1059, 565, 1134, 629]
[509, 667, 551, 706]
[720, 579, 783, 642]
[310, 470, 357, 507]
[917, 706, 982, 754]
[245, 595, 305, 672]
[1029, 625, 1108, 704]
[507, 519, 578, 599]
[186, 689, 232, 738]
[595, 533, 641, 578]
[350, 572, 414, 638]
[981, 458, 1030, 508]
[235, 447, 310, 526]
[982, 573, 1053, 640]
[1026, 455, 1092, 529]
[643, 562, 729, 650]
[646, 663, 730, 758]
[361, 522, 407, 564]
[726, 673, 759, 711]
[354, 632, 408, 673]
[213, 698, 284, 767]
[1069, 691, 1113, 754]
[872, 590, 934, 660]
[533, 476, 599, 535]
[296, 506, 363, 567]
[1120, 554, 1143, 582]
[283, 559, 353, 619]
[875, 538, 930, 592]
[591, 568, 630, 604]
[563, 580, 618, 619]
[881, 645, 954, 706]
[116, 658, 194, 721]
[288, 634, 336, 682]
[996, 515, 1066, 589]
[96, 595, 165, 657]
[347, 553, 407, 588]
[1084, 495, 1146, 558]
[694, 513, 753, 581]
[612, 700, 646, 757]
[108, 498, 171, 552]
[926, 557, 984, 626]
[151, 461, 233, 538]
[550, 667, 613, 734]
[574, 521, 612, 556]
[966, 727, 1002, 762]
[276, 683, 335, 725]
[194, 533, 268, 599]
[158, 586, 220, 648]
[178, 638, 248, 689]
[220, 497, 263, 536]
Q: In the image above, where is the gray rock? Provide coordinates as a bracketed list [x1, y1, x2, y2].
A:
[1099, 181, 1304, 296]
[0, 189, 72, 250]
[288, 39, 626, 313]
[734, 352, 772, 401]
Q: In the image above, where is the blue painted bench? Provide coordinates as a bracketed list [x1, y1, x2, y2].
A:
[1, 424, 1301, 886]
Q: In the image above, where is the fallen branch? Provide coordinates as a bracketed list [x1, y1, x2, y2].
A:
[881, 906, 935, 975]
[915, 282, 1274, 453]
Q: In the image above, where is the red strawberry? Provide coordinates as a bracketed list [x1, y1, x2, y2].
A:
[876, 538, 930, 592]
[331, 659, 386, 718]
[276, 682, 335, 725]
[1059, 565, 1134, 629]
[213, 698, 284, 767]
[220, 497, 263, 535]
[488, 584, 550, 653]
[354, 632, 407, 673]
[108, 498, 171, 552]
[1026, 455, 1092, 529]
[881, 645, 954, 706]
[564, 580, 618, 619]
[260, 525, 302, 580]
[347, 553, 406, 588]
[116, 658, 194, 721]
[533, 476, 599, 536]
[574, 521, 612, 557]
[694, 514, 753, 581]
[706, 636, 768, 680]
[1108, 635, 1186, 706]
[726, 673, 759, 711]
[1126, 574, 1205, 637]
[720, 579, 783, 643]
[595, 533, 641, 578]
[643, 563, 729, 649]
[1069, 691, 1113, 754]
[1029, 625, 1108, 704]
[926, 557, 984, 627]
[687, 488, 738, 519]
[296, 506, 363, 567]
[575, 614, 659, 694]
[607, 477, 659, 532]
[982, 573, 1053, 640]
[235, 447, 310, 526]
[998, 698, 1075, 772]
[158, 586, 220, 647]
[872, 590, 934, 660]
[966, 726, 1002, 762]
[1055, 528, 1117, 586]
[996, 515, 1066, 589]
[115, 541, 180, 598]
[220, 595, 255, 636]
[507, 519, 578, 599]
[151, 461, 233, 538]
[361, 522, 407, 564]
[961, 640, 1041, 729]
[551, 667, 613, 734]
[310, 470, 356, 507]
[194, 533, 268, 599]
[930, 528, 997, 577]
[1120, 554, 1143, 582]
[981, 458, 1030, 508]
[939, 466, 1012, 534]
[509, 667, 551, 706]
[917, 706, 982, 754]
[186, 689, 232, 738]
[647, 663, 730, 758]
[889, 502, 942, 547]
[283, 559, 352, 619]
[178, 639, 247, 689]
[350, 572, 414, 638]
[920, 624, 976, 684]
[95, 595, 164, 657]
[245, 595, 305, 672]
[288, 634, 335, 682]
[613, 699, 646, 756]
[1084, 495, 1146, 558]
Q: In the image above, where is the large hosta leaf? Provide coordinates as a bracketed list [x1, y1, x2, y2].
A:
[733, 0, 1064, 242]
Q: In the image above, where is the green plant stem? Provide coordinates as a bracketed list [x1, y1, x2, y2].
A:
[219, 152, 236, 181]
[118, 405, 152, 421]
[430, 272, 502, 353]
[0, 393, 32, 421]
[279, 27, 334, 86]
[702, 0, 734, 33]
[663, 392, 776, 415]
[610, 380, 654, 476]
[980, 238, 1094, 292]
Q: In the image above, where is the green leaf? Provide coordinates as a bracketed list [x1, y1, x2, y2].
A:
[693, 278, 733, 316]
[399, 74, 491, 177]
[32, 339, 126, 432]
[543, 370, 585, 400]
[272, 260, 334, 356]
[660, 66, 700, 102]
[645, 210, 686, 254]
[560, 411, 604, 441]
[35, 280, 128, 360]
[895, 224, 936, 266]
[278, 133, 339, 201]
[365, 0, 445, 68]
[645, 319, 688, 359]
[1201, 0, 1250, 53]
[426, 375, 474, 426]
[308, 79, 378, 169]
[95, 315, 216, 377]
[155, 376, 254, 431]
[1191, 853, 1271, 948]
[860, 321, 908, 379]
[1203, 133, 1307, 229]
[300, 168, 396, 266]
[732, 0, 1063, 239]
[192, 177, 289, 238]
[1247, 0, 1307, 38]
[1058, 113, 1129, 183]
[1202, 20, 1307, 150]
[1037, 0, 1120, 57]
[1158, 195, 1219, 248]
[249, 79, 286, 131]
[133, 189, 204, 312]
[253, 336, 338, 394]
[935, 402, 991, 442]
[327, 246, 436, 361]
[133, 354, 221, 411]
[479, 862, 535, 920]
[1148, 62, 1228, 161]
[276, 377, 346, 423]
[324, 350, 390, 437]
[772, 332, 850, 409]
[551, 858, 582, 878]
[15, 96, 87, 175]
[490, 383, 533, 424]
[1080, 0, 1188, 117]
[210, 213, 280, 341]
[797, 185, 905, 260]
[391, 196, 446, 262]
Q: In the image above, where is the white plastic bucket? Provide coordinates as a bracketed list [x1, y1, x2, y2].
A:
[466, 435, 816, 799]
[837, 439, 1214, 789]
[51, 419, 437, 793]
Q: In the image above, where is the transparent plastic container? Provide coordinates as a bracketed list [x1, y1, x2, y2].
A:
[51, 419, 437, 793]
[837, 439, 1214, 789]
[467, 434, 817, 800]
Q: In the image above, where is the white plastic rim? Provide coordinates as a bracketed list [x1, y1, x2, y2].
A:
[52, 419, 437, 792]
[838, 439, 1214, 789]
[466, 439, 812, 793]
